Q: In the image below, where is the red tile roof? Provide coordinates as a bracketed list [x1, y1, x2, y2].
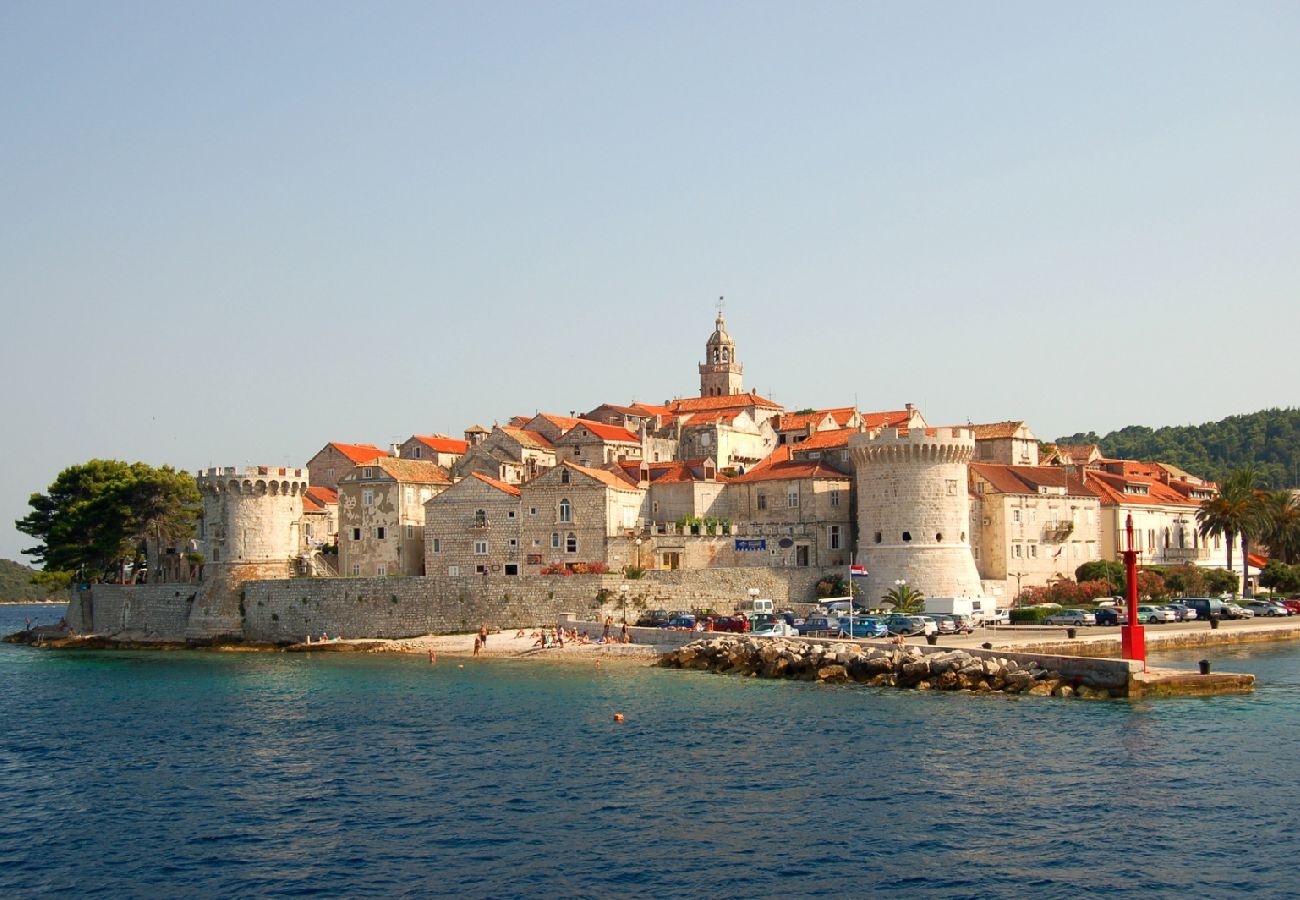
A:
[629, 402, 674, 418]
[564, 421, 639, 443]
[791, 428, 853, 451]
[727, 459, 850, 483]
[667, 391, 783, 414]
[301, 495, 323, 513]
[330, 442, 386, 465]
[969, 463, 1090, 496]
[776, 411, 832, 432]
[969, 421, 1027, 440]
[1082, 470, 1197, 508]
[411, 434, 470, 455]
[533, 413, 583, 431]
[683, 409, 746, 426]
[561, 461, 643, 493]
[617, 459, 718, 484]
[374, 458, 452, 484]
[860, 409, 914, 430]
[468, 472, 521, 496]
[305, 486, 338, 506]
[499, 426, 555, 451]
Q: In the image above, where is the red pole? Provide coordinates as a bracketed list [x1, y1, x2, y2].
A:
[1120, 514, 1146, 669]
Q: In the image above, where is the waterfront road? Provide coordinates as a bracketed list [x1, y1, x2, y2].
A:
[895, 615, 1300, 652]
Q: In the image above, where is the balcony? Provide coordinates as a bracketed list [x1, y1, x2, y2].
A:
[1161, 546, 1211, 561]
[1042, 522, 1074, 542]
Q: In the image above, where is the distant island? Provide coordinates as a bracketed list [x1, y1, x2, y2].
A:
[0, 559, 68, 604]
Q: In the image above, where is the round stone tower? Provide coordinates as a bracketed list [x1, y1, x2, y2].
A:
[848, 426, 983, 602]
[196, 466, 308, 578]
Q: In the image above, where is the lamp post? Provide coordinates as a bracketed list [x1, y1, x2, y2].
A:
[634, 537, 643, 571]
[619, 583, 629, 625]
[747, 586, 759, 623]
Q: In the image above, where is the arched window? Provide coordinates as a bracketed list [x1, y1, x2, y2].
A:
[721, 348, 729, 362]
[559, 499, 572, 523]
[712, 348, 720, 363]
[566, 532, 577, 553]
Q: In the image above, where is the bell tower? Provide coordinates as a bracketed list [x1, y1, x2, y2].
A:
[698, 299, 744, 397]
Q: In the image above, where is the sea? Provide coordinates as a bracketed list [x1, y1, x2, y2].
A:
[1, 602, 1297, 899]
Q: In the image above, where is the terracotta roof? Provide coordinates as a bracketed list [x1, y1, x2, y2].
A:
[330, 442, 386, 465]
[374, 458, 451, 484]
[468, 472, 521, 497]
[791, 428, 853, 451]
[534, 413, 583, 431]
[683, 410, 745, 426]
[860, 409, 914, 430]
[305, 486, 338, 506]
[562, 421, 639, 443]
[561, 461, 643, 493]
[617, 459, 718, 484]
[464, 424, 490, 434]
[776, 411, 833, 432]
[1056, 443, 1099, 464]
[969, 421, 1027, 440]
[498, 426, 555, 451]
[728, 459, 850, 483]
[629, 402, 674, 418]
[666, 391, 783, 414]
[302, 495, 323, 513]
[411, 434, 470, 455]
[969, 463, 1090, 496]
[1082, 470, 1197, 508]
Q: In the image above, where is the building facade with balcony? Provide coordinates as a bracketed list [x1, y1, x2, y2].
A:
[423, 472, 523, 576]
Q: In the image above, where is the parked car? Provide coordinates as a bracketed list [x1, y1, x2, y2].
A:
[883, 614, 925, 636]
[664, 614, 696, 629]
[796, 616, 840, 636]
[1045, 609, 1096, 626]
[1136, 605, 1176, 624]
[838, 617, 888, 638]
[635, 609, 671, 627]
[915, 616, 940, 636]
[1181, 598, 1232, 621]
[1165, 603, 1198, 621]
[931, 615, 957, 634]
[1092, 607, 1128, 626]
[1244, 601, 1288, 617]
[986, 608, 1012, 625]
[932, 613, 974, 634]
[1221, 603, 1254, 619]
[752, 621, 799, 637]
[704, 615, 749, 632]
[1280, 599, 1300, 615]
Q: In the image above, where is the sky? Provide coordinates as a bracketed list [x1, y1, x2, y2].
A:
[2, 1, 1298, 563]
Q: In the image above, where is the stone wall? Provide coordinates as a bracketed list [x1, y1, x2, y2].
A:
[72, 567, 826, 644]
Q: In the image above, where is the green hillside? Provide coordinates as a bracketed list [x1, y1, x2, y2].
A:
[1057, 407, 1300, 488]
[0, 559, 67, 603]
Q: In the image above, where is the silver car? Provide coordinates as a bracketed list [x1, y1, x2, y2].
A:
[1045, 609, 1096, 626]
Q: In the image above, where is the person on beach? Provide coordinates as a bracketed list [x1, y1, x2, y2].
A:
[621, 622, 630, 644]
[603, 616, 612, 640]
[429, 650, 437, 665]
[478, 625, 488, 648]
[473, 636, 482, 657]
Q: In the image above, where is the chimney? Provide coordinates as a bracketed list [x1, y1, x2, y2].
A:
[389, 443, 401, 458]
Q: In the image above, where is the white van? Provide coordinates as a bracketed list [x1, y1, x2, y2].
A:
[738, 597, 775, 616]
[924, 596, 998, 623]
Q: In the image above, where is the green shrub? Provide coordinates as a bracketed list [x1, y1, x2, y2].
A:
[1011, 607, 1054, 624]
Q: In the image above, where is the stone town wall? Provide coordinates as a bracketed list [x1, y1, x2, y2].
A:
[72, 568, 826, 643]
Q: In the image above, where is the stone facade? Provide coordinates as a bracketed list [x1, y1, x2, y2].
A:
[338, 459, 450, 577]
[424, 472, 523, 576]
[850, 427, 984, 602]
[306, 442, 386, 492]
[398, 434, 469, 467]
[197, 466, 307, 572]
[517, 461, 645, 573]
[699, 311, 744, 396]
[727, 461, 853, 569]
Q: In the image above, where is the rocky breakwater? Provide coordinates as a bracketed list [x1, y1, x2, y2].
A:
[659, 636, 1120, 699]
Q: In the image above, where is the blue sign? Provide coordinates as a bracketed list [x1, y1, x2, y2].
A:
[734, 539, 767, 552]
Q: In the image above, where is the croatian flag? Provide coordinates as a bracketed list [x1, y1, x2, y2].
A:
[850, 565, 868, 577]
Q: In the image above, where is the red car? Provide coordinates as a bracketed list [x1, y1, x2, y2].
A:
[702, 615, 750, 633]
[1280, 599, 1300, 616]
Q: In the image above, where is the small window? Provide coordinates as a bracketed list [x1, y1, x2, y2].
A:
[566, 533, 577, 553]
[935, 533, 943, 542]
[1012, 509, 1021, 523]
[509, 538, 518, 548]
[828, 525, 841, 550]
[376, 527, 386, 540]
[559, 499, 572, 523]
[362, 467, 373, 479]
[874, 531, 882, 544]
[505, 564, 519, 575]
[362, 489, 374, 506]
[830, 489, 840, 508]
[406, 525, 414, 539]
[404, 487, 414, 504]
[376, 564, 386, 576]
[412, 447, 422, 459]
[1013, 544, 1023, 558]
[758, 494, 768, 511]
[787, 490, 799, 508]
[474, 540, 488, 555]
[551, 532, 560, 549]
[432, 538, 441, 553]
[448, 565, 459, 576]
[507, 510, 516, 519]
[560, 468, 570, 484]
[529, 507, 538, 516]
[1028, 544, 1038, 558]
[351, 564, 361, 576]
[352, 528, 362, 541]
[902, 531, 912, 542]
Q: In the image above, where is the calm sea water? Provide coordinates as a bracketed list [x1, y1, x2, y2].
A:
[1, 602, 1297, 898]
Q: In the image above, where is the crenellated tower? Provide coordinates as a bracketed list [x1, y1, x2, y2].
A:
[849, 427, 984, 601]
[698, 308, 744, 397]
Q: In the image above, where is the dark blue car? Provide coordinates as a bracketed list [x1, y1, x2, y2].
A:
[837, 616, 887, 638]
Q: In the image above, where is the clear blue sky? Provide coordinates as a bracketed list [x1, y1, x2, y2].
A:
[3, 1, 1298, 563]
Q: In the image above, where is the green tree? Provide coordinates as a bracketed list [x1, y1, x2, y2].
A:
[882, 583, 925, 613]
[1163, 564, 1207, 597]
[1259, 561, 1300, 594]
[1258, 489, 1300, 565]
[16, 460, 200, 584]
[1203, 568, 1240, 597]
[1197, 467, 1264, 595]
[1075, 560, 1125, 595]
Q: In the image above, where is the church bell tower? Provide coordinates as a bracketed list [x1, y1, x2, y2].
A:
[698, 300, 744, 397]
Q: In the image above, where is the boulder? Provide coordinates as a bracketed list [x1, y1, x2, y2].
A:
[817, 664, 849, 683]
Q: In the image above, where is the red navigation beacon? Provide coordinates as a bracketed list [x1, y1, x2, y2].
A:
[1120, 513, 1146, 669]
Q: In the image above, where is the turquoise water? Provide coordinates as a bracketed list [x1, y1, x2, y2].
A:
[1, 602, 1297, 898]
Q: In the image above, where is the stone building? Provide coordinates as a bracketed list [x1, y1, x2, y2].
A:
[968, 463, 1101, 598]
[698, 310, 744, 397]
[618, 459, 726, 528]
[398, 434, 469, 467]
[196, 466, 309, 577]
[725, 459, 853, 568]
[453, 425, 556, 485]
[517, 461, 645, 573]
[306, 442, 386, 492]
[669, 397, 781, 469]
[970, 421, 1040, 467]
[850, 427, 985, 602]
[424, 472, 523, 576]
[338, 459, 451, 577]
[553, 420, 642, 466]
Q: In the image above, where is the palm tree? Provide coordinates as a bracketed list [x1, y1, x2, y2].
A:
[1198, 467, 1264, 597]
[1258, 489, 1300, 565]
[883, 583, 925, 614]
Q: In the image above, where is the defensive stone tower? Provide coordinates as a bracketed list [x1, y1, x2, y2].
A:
[698, 309, 744, 397]
[849, 426, 983, 602]
[187, 466, 308, 639]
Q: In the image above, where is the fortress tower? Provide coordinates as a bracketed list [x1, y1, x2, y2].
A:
[188, 466, 308, 639]
[698, 309, 744, 397]
[848, 427, 984, 602]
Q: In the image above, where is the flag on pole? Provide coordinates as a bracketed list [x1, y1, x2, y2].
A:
[850, 565, 868, 577]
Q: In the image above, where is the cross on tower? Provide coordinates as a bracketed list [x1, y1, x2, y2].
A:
[716, 296, 724, 317]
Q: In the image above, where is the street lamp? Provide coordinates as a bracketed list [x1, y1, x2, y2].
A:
[619, 583, 629, 624]
[634, 537, 643, 571]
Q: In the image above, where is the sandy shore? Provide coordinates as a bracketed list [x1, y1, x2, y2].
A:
[307, 630, 661, 661]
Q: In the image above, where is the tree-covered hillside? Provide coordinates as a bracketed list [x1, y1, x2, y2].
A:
[1057, 408, 1300, 488]
[0, 559, 67, 603]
